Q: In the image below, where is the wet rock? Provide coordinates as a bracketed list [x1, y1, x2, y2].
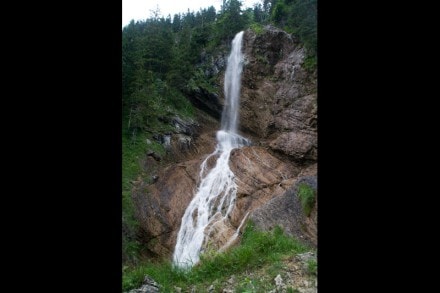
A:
[134, 145, 300, 258]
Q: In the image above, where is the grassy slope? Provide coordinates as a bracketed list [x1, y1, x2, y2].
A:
[122, 111, 167, 263]
[122, 223, 316, 292]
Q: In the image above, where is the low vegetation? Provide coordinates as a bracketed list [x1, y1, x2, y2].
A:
[298, 183, 316, 217]
[122, 223, 313, 292]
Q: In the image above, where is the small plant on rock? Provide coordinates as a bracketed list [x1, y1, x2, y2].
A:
[298, 183, 316, 217]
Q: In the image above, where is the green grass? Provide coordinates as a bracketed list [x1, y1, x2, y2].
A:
[236, 276, 256, 292]
[122, 119, 167, 264]
[303, 54, 317, 72]
[122, 129, 165, 219]
[307, 258, 317, 275]
[122, 223, 310, 292]
[297, 183, 316, 217]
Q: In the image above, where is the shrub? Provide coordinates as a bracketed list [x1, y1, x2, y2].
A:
[298, 183, 316, 216]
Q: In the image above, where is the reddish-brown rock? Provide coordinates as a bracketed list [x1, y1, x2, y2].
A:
[240, 26, 317, 163]
[134, 144, 312, 257]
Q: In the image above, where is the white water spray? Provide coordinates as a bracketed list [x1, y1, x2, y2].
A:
[173, 31, 249, 268]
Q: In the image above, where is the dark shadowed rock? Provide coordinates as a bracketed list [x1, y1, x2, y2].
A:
[172, 116, 198, 136]
[186, 87, 223, 120]
[146, 150, 162, 161]
[249, 175, 317, 247]
[160, 111, 219, 163]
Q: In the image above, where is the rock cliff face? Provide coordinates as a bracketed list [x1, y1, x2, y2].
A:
[132, 25, 317, 259]
[240, 27, 317, 163]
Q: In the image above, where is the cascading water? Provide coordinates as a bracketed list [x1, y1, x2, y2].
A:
[173, 31, 249, 268]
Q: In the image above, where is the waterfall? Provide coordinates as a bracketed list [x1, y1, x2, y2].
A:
[173, 31, 249, 268]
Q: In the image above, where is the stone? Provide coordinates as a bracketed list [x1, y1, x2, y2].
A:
[172, 116, 198, 136]
[249, 176, 317, 247]
[127, 275, 160, 293]
[296, 252, 316, 262]
[186, 86, 223, 120]
[146, 150, 162, 161]
[275, 274, 284, 287]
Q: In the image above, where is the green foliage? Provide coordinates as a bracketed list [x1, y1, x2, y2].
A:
[307, 258, 317, 275]
[303, 55, 317, 72]
[237, 276, 256, 292]
[272, 1, 288, 23]
[249, 23, 264, 35]
[252, 3, 267, 24]
[122, 126, 166, 264]
[122, 224, 310, 292]
[216, 0, 249, 42]
[122, 236, 141, 265]
[122, 261, 188, 292]
[236, 275, 280, 292]
[267, 0, 317, 56]
[298, 183, 316, 216]
[187, 68, 217, 94]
